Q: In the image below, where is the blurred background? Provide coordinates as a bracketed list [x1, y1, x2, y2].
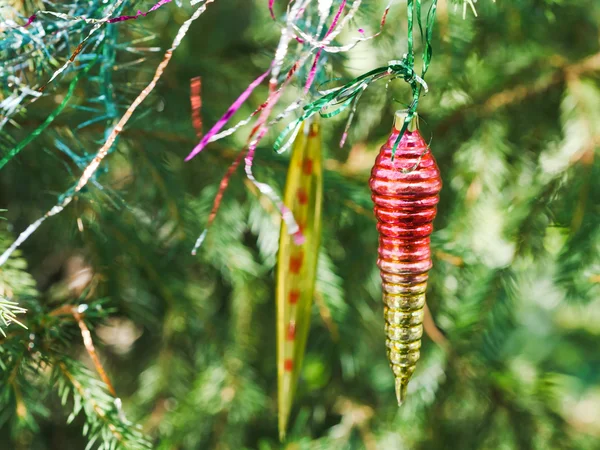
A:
[1, 0, 599, 449]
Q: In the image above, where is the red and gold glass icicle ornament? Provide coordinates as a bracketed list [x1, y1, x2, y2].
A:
[276, 117, 323, 439]
[369, 110, 442, 405]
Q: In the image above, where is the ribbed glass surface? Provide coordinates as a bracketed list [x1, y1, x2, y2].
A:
[369, 124, 442, 404]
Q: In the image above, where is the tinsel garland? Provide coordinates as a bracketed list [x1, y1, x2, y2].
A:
[0, 0, 438, 265]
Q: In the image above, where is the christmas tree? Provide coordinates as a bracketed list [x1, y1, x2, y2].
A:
[1, 0, 599, 449]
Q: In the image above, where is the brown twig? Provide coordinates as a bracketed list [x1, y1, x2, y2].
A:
[423, 302, 449, 350]
[435, 249, 464, 267]
[48, 304, 77, 317]
[71, 307, 117, 397]
[437, 51, 600, 135]
[564, 74, 598, 232]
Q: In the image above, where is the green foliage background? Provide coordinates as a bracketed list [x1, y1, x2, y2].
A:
[1, 0, 599, 449]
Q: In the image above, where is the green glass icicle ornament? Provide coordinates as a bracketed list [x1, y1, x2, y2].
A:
[276, 117, 323, 440]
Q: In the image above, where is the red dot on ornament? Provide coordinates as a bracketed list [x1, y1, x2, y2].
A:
[287, 322, 296, 340]
[284, 359, 294, 372]
[289, 252, 304, 274]
[297, 189, 308, 205]
[302, 159, 313, 175]
[289, 290, 300, 304]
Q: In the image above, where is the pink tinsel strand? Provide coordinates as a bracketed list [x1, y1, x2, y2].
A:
[22, 14, 37, 27]
[20, 0, 170, 27]
[269, 0, 276, 19]
[339, 131, 349, 147]
[185, 68, 271, 161]
[327, 0, 348, 33]
[108, 0, 172, 23]
[304, 0, 347, 93]
[304, 50, 322, 93]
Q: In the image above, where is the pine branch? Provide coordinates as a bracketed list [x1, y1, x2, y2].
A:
[0, 297, 27, 337]
[436, 51, 600, 134]
[56, 359, 152, 450]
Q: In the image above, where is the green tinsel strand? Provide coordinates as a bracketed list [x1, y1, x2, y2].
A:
[0, 58, 97, 171]
[274, 0, 439, 161]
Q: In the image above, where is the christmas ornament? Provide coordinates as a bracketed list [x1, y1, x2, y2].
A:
[369, 110, 442, 405]
[276, 117, 323, 439]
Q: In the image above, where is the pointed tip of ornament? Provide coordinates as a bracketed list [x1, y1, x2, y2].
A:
[278, 416, 289, 443]
[395, 378, 408, 406]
